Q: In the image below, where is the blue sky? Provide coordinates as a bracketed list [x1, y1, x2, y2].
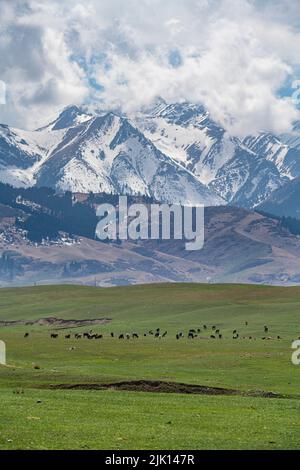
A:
[0, 0, 300, 135]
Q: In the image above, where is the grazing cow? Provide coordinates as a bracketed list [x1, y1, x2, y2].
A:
[111, 333, 114, 338]
[75, 334, 82, 339]
[132, 333, 139, 339]
[176, 334, 180, 340]
[162, 331, 168, 337]
[219, 334, 222, 339]
[212, 325, 216, 330]
[203, 325, 207, 330]
[51, 334, 58, 339]
[119, 334, 124, 339]
[215, 329, 220, 334]
[277, 336, 281, 340]
[264, 326, 269, 333]
[144, 333, 147, 337]
[210, 335, 216, 339]
[188, 332, 194, 339]
[245, 321, 248, 326]
[233, 329, 237, 335]
[24, 333, 29, 338]
[155, 332, 160, 338]
[65, 334, 71, 339]
[126, 333, 130, 340]
[189, 329, 196, 334]
[197, 328, 201, 333]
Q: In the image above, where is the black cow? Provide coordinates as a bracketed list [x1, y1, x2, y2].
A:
[51, 334, 58, 339]
[24, 333, 29, 338]
[119, 334, 124, 339]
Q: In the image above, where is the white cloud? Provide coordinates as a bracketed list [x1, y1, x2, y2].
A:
[0, 0, 300, 134]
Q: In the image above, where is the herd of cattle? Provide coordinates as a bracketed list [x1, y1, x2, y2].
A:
[23, 323, 282, 341]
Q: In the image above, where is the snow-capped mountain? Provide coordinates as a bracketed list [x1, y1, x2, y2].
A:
[209, 151, 285, 208]
[0, 124, 42, 187]
[0, 105, 223, 207]
[0, 100, 299, 210]
[281, 121, 300, 151]
[258, 176, 300, 219]
[135, 99, 235, 184]
[36, 111, 223, 205]
[135, 100, 286, 207]
[243, 132, 300, 179]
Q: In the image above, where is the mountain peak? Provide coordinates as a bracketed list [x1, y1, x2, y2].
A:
[50, 105, 91, 131]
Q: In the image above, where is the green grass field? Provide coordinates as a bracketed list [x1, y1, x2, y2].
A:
[0, 283, 300, 449]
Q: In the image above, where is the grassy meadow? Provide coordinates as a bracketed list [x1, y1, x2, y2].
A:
[0, 283, 299, 449]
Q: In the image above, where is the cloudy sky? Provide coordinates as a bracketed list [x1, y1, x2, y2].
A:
[0, 0, 300, 135]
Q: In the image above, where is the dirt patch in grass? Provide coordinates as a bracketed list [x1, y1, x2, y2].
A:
[50, 380, 284, 398]
[0, 316, 111, 329]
